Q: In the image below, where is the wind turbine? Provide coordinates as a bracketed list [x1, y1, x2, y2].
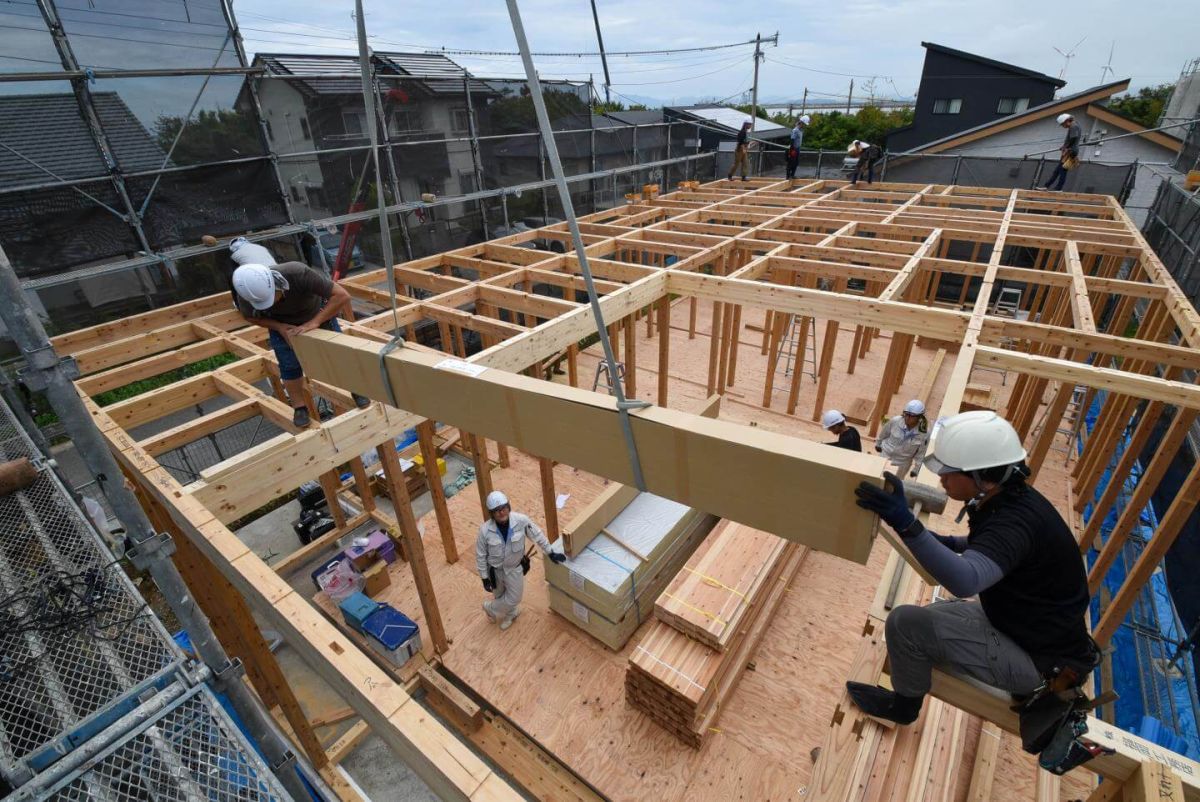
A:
[1099, 41, 1116, 84]
[1053, 36, 1088, 82]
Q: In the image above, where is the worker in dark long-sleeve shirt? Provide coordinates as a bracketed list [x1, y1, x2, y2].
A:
[1041, 113, 1082, 192]
[821, 409, 862, 452]
[846, 411, 1093, 725]
[727, 121, 752, 181]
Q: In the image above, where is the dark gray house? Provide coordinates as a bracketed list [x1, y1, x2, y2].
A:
[886, 42, 1065, 152]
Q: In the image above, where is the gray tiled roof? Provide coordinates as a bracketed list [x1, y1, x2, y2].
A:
[257, 52, 493, 96]
[0, 92, 164, 190]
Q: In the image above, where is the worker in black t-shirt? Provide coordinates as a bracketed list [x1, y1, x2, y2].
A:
[821, 409, 862, 452]
[727, 121, 752, 182]
[232, 262, 371, 427]
[846, 411, 1092, 725]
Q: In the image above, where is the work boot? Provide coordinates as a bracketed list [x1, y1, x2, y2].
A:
[845, 681, 924, 724]
[481, 601, 496, 624]
[351, 392, 371, 409]
[499, 615, 515, 631]
[292, 406, 310, 427]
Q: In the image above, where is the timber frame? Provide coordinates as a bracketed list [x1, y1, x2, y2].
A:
[52, 177, 1200, 799]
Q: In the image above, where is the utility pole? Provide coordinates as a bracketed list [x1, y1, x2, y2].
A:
[589, 0, 612, 104]
[846, 78, 854, 114]
[801, 87, 808, 115]
[749, 32, 763, 133]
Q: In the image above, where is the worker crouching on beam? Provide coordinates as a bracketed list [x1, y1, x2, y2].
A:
[846, 411, 1093, 725]
[477, 490, 566, 631]
[231, 262, 371, 427]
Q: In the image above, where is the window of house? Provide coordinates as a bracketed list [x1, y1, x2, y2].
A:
[342, 110, 366, 137]
[996, 97, 1030, 114]
[298, 117, 311, 140]
[389, 110, 421, 135]
[931, 98, 963, 115]
[451, 108, 471, 133]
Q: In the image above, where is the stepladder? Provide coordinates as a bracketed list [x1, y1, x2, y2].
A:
[779, 314, 818, 383]
[592, 360, 626, 395]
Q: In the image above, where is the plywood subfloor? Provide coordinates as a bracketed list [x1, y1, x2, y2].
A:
[311, 300, 1088, 802]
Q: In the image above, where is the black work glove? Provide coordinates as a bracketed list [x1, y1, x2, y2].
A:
[482, 577, 494, 593]
[910, 470, 919, 478]
[874, 444, 883, 453]
[549, 552, 567, 564]
[854, 471, 919, 537]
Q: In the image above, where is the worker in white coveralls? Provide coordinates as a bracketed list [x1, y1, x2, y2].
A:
[476, 490, 566, 630]
[876, 399, 930, 478]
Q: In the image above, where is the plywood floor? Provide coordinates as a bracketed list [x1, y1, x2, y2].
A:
[312, 299, 1091, 801]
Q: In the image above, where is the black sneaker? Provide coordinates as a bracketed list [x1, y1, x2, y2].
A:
[292, 406, 310, 427]
[351, 392, 371, 409]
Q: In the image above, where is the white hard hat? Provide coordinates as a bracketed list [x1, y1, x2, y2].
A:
[486, 490, 510, 511]
[1056, 113, 1073, 125]
[799, 114, 811, 125]
[903, 399, 926, 416]
[232, 264, 277, 310]
[847, 141, 860, 154]
[821, 409, 846, 430]
[924, 411, 1027, 476]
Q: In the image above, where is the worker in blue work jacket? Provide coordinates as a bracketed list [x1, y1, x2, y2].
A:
[476, 490, 566, 631]
[848, 411, 1093, 725]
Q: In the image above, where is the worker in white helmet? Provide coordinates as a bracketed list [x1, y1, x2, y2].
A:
[476, 490, 566, 630]
[847, 139, 883, 186]
[201, 234, 278, 267]
[1040, 113, 1082, 192]
[231, 262, 369, 427]
[821, 409, 862, 452]
[847, 411, 1093, 725]
[727, 121, 753, 182]
[875, 399, 929, 477]
[786, 114, 812, 180]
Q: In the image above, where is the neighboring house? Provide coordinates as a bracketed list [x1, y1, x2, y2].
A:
[253, 52, 494, 233]
[887, 42, 1065, 153]
[664, 105, 791, 176]
[892, 79, 1184, 225]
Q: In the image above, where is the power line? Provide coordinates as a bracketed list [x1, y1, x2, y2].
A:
[429, 35, 775, 59]
[610, 55, 750, 86]
[765, 55, 880, 79]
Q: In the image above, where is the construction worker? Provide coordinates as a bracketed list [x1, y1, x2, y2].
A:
[876, 399, 929, 477]
[201, 234, 278, 267]
[846, 411, 1092, 724]
[786, 114, 811, 180]
[231, 262, 370, 427]
[821, 409, 862, 452]
[476, 490, 566, 630]
[727, 121, 752, 182]
[847, 140, 882, 186]
[1041, 113, 1082, 192]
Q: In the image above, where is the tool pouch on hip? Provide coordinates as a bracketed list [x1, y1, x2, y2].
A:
[521, 546, 534, 575]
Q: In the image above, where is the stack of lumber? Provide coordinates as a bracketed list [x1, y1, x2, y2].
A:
[625, 520, 808, 747]
[545, 491, 716, 650]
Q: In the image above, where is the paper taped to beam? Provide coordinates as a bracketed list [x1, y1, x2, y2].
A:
[293, 330, 885, 564]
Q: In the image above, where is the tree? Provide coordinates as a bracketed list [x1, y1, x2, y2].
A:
[481, 89, 591, 134]
[154, 108, 262, 165]
[767, 105, 915, 151]
[1108, 84, 1174, 128]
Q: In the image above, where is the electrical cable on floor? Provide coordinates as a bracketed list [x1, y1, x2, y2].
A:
[504, 0, 652, 492]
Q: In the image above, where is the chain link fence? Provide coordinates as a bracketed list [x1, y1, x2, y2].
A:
[1144, 179, 1200, 302]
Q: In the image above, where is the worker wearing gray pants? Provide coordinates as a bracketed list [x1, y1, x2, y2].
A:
[848, 411, 1093, 724]
[476, 490, 565, 630]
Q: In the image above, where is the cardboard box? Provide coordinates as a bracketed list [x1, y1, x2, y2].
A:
[362, 560, 390, 597]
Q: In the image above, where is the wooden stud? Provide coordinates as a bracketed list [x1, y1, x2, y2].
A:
[688, 296, 697, 340]
[623, 314, 636, 398]
[657, 297, 670, 407]
[538, 457, 560, 542]
[469, 432, 494, 520]
[416, 421, 457, 564]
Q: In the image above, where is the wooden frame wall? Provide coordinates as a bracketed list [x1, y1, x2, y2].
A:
[52, 178, 1200, 799]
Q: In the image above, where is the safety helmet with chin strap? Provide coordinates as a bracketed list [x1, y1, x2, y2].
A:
[925, 411, 1029, 517]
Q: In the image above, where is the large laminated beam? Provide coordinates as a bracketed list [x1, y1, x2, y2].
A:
[294, 330, 886, 563]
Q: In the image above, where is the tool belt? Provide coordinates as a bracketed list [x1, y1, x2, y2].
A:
[521, 546, 534, 575]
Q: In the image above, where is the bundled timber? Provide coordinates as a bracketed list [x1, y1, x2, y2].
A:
[626, 529, 808, 747]
[653, 521, 786, 651]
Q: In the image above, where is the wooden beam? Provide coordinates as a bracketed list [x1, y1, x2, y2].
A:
[293, 331, 886, 563]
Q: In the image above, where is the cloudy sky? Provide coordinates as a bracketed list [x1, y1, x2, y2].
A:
[230, 0, 1197, 105]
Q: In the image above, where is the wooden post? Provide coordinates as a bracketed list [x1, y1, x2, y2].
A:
[1078, 399, 1162, 552]
[760, 309, 773, 355]
[870, 334, 905, 437]
[1122, 761, 1185, 802]
[725, 304, 742, 387]
[538, 457, 560, 542]
[416, 420, 458, 563]
[623, 314, 637, 398]
[566, 343, 578, 388]
[468, 432, 494, 519]
[706, 299, 724, 396]
[348, 457, 376, 513]
[319, 471, 347, 528]
[847, 326, 863, 376]
[376, 442, 450, 654]
[657, 297, 670, 407]
[811, 318, 841, 422]
[688, 296, 697, 340]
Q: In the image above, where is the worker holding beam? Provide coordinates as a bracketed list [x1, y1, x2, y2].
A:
[477, 490, 566, 631]
[231, 262, 370, 427]
[846, 411, 1094, 726]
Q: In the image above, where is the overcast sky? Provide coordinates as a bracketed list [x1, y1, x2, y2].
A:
[231, 0, 1196, 106]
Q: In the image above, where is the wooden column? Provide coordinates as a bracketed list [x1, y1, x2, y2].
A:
[376, 442, 450, 654]
[811, 318, 841, 422]
[318, 471, 348, 528]
[348, 457, 376, 513]
[725, 304, 742, 388]
[760, 309, 773, 355]
[566, 343, 579, 388]
[1078, 399, 1164, 552]
[468, 432, 494, 519]
[623, 314, 637, 398]
[846, 326, 863, 375]
[538, 457, 560, 542]
[869, 334, 906, 437]
[656, 297, 670, 407]
[688, 297, 697, 340]
[706, 298, 724, 396]
[416, 421, 458, 563]
[761, 308, 790, 408]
